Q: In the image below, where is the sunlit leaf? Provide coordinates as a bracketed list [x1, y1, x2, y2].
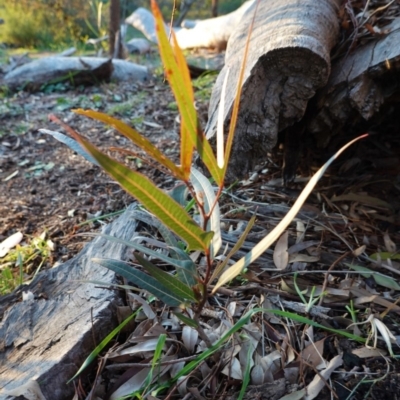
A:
[212, 134, 368, 293]
[150, 0, 222, 185]
[93, 258, 185, 306]
[72, 110, 185, 180]
[48, 119, 212, 251]
[216, 68, 230, 168]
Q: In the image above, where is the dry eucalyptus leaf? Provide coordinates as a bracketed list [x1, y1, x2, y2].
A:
[273, 231, 289, 270]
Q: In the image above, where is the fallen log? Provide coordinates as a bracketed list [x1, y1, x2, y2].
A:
[0, 204, 140, 400]
[125, 1, 254, 50]
[202, 0, 341, 181]
[309, 18, 400, 147]
[2, 57, 150, 92]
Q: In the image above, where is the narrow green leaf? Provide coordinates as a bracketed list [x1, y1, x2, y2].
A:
[168, 246, 198, 287]
[238, 340, 253, 400]
[370, 252, 400, 261]
[84, 232, 198, 280]
[68, 309, 139, 382]
[212, 134, 369, 293]
[346, 263, 400, 291]
[73, 109, 185, 180]
[93, 258, 185, 306]
[150, 0, 223, 185]
[62, 130, 212, 251]
[143, 334, 167, 390]
[262, 309, 366, 342]
[174, 312, 199, 328]
[134, 252, 197, 302]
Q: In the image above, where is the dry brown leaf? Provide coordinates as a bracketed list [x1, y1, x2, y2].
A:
[297, 338, 325, 367]
[273, 231, 289, 270]
[383, 232, 397, 253]
[304, 354, 343, 400]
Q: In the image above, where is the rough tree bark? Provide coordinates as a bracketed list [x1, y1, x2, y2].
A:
[308, 18, 400, 147]
[109, 0, 124, 59]
[0, 204, 141, 400]
[203, 0, 341, 181]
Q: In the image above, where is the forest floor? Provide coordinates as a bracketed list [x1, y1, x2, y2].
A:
[1, 48, 400, 400]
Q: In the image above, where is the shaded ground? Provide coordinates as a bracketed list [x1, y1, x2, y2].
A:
[1, 50, 400, 399]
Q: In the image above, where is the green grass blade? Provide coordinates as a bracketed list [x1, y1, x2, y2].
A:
[237, 341, 253, 400]
[73, 109, 185, 180]
[143, 334, 167, 391]
[262, 309, 366, 342]
[93, 258, 185, 306]
[213, 134, 369, 293]
[68, 309, 140, 382]
[134, 252, 197, 302]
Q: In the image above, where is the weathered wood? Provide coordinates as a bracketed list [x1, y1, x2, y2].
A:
[125, 1, 254, 50]
[203, 0, 341, 181]
[2, 57, 150, 92]
[125, 38, 152, 54]
[309, 18, 400, 147]
[0, 204, 140, 400]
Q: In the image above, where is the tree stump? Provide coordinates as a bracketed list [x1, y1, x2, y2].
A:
[204, 0, 341, 181]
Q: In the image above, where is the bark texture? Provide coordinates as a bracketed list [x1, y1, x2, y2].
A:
[309, 18, 400, 147]
[0, 204, 140, 400]
[204, 0, 341, 180]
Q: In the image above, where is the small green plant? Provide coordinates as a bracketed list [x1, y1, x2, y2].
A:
[0, 232, 53, 294]
[346, 299, 359, 323]
[41, 0, 369, 392]
[293, 272, 327, 313]
[42, 0, 368, 336]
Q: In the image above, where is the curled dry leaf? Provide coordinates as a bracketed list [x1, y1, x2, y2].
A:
[182, 326, 198, 353]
